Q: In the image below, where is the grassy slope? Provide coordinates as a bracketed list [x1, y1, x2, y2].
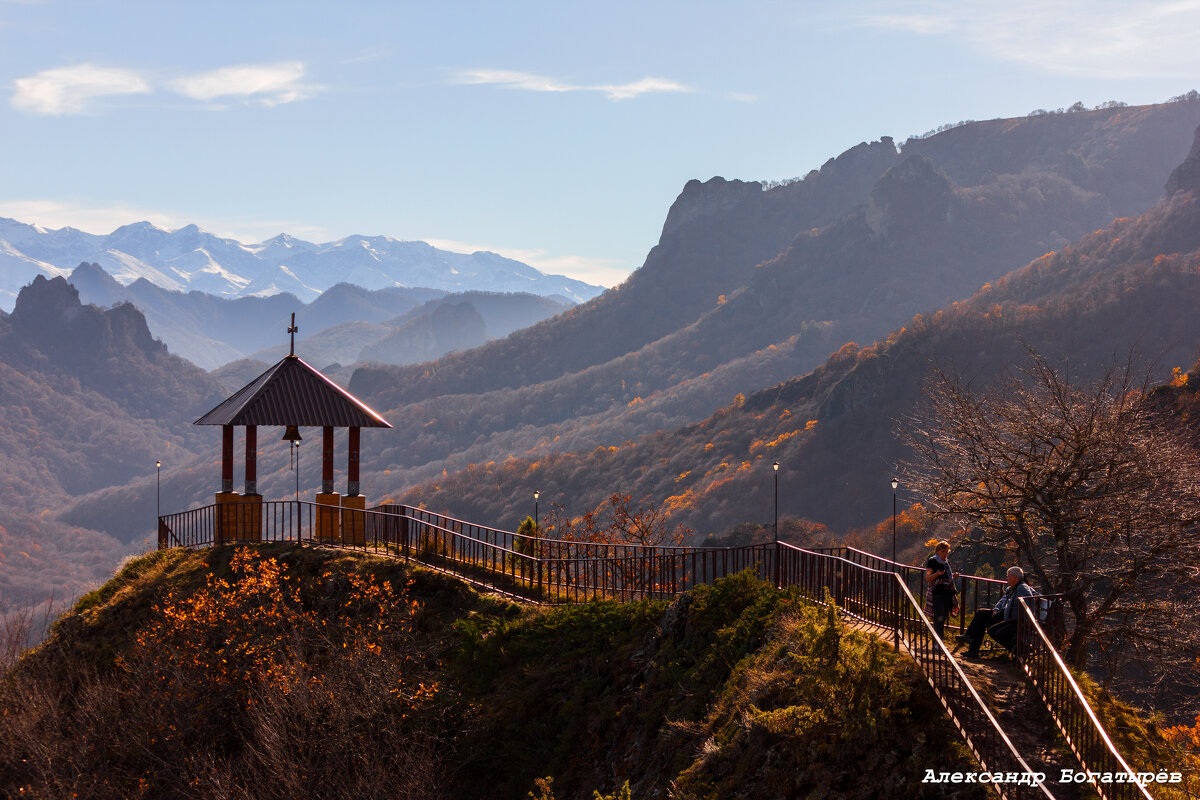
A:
[11, 543, 1186, 799]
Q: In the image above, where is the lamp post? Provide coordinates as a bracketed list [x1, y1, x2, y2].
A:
[156, 460, 161, 521]
[773, 461, 780, 588]
[533, 490, 540, 532]
[892, 477, 899, 651]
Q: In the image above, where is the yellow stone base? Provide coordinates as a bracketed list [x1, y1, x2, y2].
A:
[341, 495, 366, 545]
[316, 493, 341, 541]
[215, 492, 262, 543]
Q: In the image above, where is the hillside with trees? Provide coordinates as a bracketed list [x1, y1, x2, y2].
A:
[351, 99, 1200, 406]
[0, 276, 226, 606]
[327, 100, 1200, 513]
[396, 156, 1200, 536]
[389, 159, 1200, 718]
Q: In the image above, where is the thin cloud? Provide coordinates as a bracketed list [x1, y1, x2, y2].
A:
[863, 13, 955, 35]
[340, 46, 393, 65]
[12, 63, 151, 115]
[169, 61, 317, 106]
[454, 69, 691, 101]
[860, 0, 1200, 79]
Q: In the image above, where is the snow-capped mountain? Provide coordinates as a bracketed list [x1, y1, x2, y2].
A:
[0, 217, 604, 311]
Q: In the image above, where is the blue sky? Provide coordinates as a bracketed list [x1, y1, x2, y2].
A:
[1, 1, 1198, 287]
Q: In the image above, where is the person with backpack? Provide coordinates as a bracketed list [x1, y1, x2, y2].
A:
[959, 566, 1037, 658]
[924, 540, 960, 640]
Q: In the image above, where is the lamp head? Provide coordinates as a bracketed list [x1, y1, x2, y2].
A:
[156, 460, 161, 469]
[773, 461, 779, 473]
[534, 490, 540, 501]
[891, 477, 899, 491]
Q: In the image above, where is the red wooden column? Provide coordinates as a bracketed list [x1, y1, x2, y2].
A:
[347, 426, 360, 496]
[322, 425, 335, 494]
[221, 424, 234, 493]
[244, 425, 257, 495]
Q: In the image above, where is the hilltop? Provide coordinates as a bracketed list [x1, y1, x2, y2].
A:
[1, 543, 988, 800]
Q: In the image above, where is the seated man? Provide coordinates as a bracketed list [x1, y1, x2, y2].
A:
[958, 566, 1036, 658]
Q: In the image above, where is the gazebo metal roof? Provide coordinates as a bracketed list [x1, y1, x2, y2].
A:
[195, 355, 391, 428]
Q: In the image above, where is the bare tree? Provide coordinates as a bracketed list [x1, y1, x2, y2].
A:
[544, 493, 690, 547]
[898, 351, 1200, 695]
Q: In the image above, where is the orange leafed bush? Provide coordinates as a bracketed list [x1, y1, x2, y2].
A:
[121, 550, 428, 715]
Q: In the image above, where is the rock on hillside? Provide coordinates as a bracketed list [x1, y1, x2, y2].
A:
[1166, 123, 1200, 196]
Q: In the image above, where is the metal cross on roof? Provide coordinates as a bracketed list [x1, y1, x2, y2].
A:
[288, 312, 298, 357]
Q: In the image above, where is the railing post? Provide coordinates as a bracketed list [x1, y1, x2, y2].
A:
[401, 509, 410, 561]
[773, 541, 781, 589]
[537, 542, 544, 600]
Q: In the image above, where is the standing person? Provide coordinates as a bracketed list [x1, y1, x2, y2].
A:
[924, 540, 959, 640]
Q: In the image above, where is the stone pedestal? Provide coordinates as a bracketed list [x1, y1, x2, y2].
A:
[341, 495, 366, 545]
[215, 492, 263, 542]
[316, 492, 341, 541]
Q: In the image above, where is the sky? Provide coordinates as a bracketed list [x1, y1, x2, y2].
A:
[1, 1, 1199, 288]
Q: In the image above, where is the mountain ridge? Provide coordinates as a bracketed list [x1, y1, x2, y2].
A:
[349, 100, 1200, 410]
[0, 218, 604, 310]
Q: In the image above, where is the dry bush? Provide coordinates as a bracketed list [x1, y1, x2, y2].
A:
[0, 549, 446, 799]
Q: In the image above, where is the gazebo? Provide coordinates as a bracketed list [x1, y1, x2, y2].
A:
[194, 317, 392, 542]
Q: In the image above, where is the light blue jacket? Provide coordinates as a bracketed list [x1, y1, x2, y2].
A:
[993, 580, 1036, 622]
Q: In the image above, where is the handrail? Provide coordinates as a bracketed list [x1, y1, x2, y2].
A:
[782, 540, 1055, 797]
[1014, 596, 1154, 800]
[894, 576, 1056, 800]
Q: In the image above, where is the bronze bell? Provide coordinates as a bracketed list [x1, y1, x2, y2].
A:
[281, 425, 302, 443]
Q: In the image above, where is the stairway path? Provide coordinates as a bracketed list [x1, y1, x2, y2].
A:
[954, 650, 1082, 800]
[842, 614, 1074, 798]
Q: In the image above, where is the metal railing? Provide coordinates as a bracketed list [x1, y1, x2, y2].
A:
[158, 501, 1155, 798]
[895, 576, 1056, 800]
[1014, 596, 1154, 800]
[812, 545, 1009, 636]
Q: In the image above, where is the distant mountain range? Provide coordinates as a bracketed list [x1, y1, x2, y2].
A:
[0, 218, 604, 310]
[66, 262, 575, 370]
